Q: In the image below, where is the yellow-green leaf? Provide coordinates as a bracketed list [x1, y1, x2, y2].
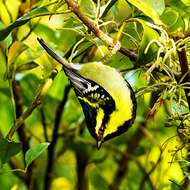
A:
[126, 0, 164, 25]
[25, 142, 50, 169]
[0, 138, 21, 164]
[130, 18, 159, 65]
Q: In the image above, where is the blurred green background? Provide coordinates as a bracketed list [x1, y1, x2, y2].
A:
[0, 0, 190, 189]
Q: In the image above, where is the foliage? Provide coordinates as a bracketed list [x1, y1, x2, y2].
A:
[0, 0, 190, 190]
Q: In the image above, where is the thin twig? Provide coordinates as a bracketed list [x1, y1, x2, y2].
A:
[8, 158, 26, 180]
[110, 88, 161, 190]
[65, 0, 137, 61]
[6, 69, 58, 141]
[12, 80, 29, 155]
[177, 45, 190, 109]
[12, 80, 37, 189]
[44, 85, 71, 190]
[110, 125, 145, 190]
[40, 107, 49, 142]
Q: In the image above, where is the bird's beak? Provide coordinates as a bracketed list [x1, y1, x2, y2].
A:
[96, 139, 103, 150]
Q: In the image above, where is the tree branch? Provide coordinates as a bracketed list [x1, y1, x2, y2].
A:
[110, 88, 161, 190]
[6, 69, 58, 141]
[65, 0, 137, 61]
[9, 158, 26, 182]
[12, 79, 37, 189]
[12, 80, 29, 155]
[76, 148, 89, 190]
[175, 38, 190, 189]
[44, 85, 71, 190]
[110, 125, 144, 190]
[177, 46, 190, 109]
[40, 107, 49, 142]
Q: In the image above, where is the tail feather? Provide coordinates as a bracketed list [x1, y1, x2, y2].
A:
[37, 37, 70, 69]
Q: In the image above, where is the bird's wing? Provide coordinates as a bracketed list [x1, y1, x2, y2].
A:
[64, 67, 115, 112]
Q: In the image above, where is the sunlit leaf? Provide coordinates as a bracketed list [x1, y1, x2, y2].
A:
[19, 74, 41, 105]
[0, 6, 48, 41]
[16, 62, 39, 72]
[167, 0, 190, 15]
[0, 138, 21, 164]
[21, 6, 48, 20]
[25, 142, 50, 169]
[161, 8, 185, 33]
[131, 18, 159, 65]
[146, 0, 165, 15]
[79, 0, 96, 19]
[0, 2, 11, 25]
[8, 41, 27, 65]
[0, 19, 29, 41]
[5, 0, 20, 22]
[126, 0, 164, 25]
[100, 0, 117, 17]
[181, 0, 190, 6]
[0, 22, 13, 48]
[108, 0, 132, 23]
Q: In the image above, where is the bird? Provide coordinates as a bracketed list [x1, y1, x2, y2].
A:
[37, 37, 137, 149]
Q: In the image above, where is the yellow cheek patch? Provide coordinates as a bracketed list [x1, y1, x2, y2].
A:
[78, 96, 105, 137]
[95, 109, 104, 136]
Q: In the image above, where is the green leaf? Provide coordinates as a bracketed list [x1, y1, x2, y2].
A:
[79, 0, 96, 19]
[16, 62, 39, 72]
[90, 169, 109, 190]
[0, 6, 48, 41]
[126, 0, 164, 25]
[8, 41, 27, 65]
[0, 19, 29, 41]
[181, 0, 190, 6]
[25, 142, 50, 169]
[0, 88, 11, 97]
[166, 0, 190, 33]
[21, 6, 48, 20]
[146, 0, 165, 15]
[161, 8, 185, 33]
[0, 22, 13, 48]
[100, 0, 117, 17]
[167, 0, 190, 15]
[0, 138, 21, 164]
[132, 18, 159, 65]
[101, 0, 132, 23]
[161, 8, 179, 28]
[19, 74, 41, 105]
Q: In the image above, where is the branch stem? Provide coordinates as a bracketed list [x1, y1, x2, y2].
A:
[44, 85, 71, 190]
[177, 46, 190, 109]
[6, 69, 58, 141]
[65, 0, 137, 61]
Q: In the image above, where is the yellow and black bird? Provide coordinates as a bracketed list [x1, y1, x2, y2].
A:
[37, 38, 136, 149]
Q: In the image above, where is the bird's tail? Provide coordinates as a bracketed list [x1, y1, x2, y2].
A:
[37, 37, 71, 69]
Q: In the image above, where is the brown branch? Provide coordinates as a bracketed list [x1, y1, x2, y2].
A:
[138, 148, 162, 190]
[76, 148, 89, 190]
[110, 125, 145, 190]
[12, 80, 37, 189]
[177, 46, 190, 109]
[39, 107, 49, 142]
[12, 80, 29, 155]
[136, 161, 155, 190]
[9, 158, 26, 181]
[110, 88, 160, 190]
[6, 69, 58, 141]
[44, 85, 71, 190]
[65, 0, 137, 61]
